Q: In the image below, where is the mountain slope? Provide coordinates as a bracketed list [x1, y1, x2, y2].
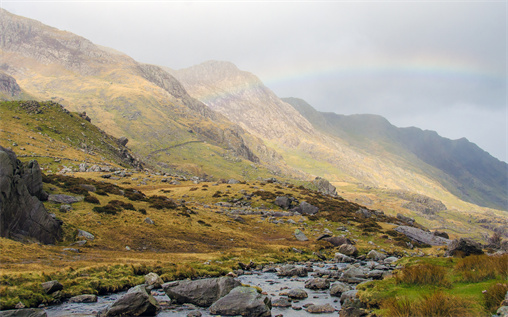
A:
[285, 97, 508, 210]
[0, 9, 288, 180]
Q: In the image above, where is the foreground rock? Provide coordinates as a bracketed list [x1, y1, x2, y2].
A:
[41, 280, 63, 294]
[0, 309, 47, 317]
[445, 238, 484, 257]
[209, 286, 271, 317]
[306, 303, 336, 313]
[163, 276, 241, 307]
[144, 272, 163, 288]
[0, 146, 61, 244]
[104, 285, 158, 316]
[305, 278, 330, 290]
[312, 177, 338, 197]
[277, 265, 308, 277]
[394, 226, 451, 246]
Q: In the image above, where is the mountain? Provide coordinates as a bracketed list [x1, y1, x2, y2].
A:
[284, 97, 508, 210]
[0, 9, 286, 180]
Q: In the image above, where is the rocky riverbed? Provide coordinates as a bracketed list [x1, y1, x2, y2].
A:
[40, 256, 398, 317]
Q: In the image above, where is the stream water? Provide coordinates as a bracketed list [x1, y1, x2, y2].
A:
[44, 262, 364, 316]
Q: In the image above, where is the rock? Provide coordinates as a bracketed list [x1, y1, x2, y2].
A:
[272, 297, 292, 307]
[187, 312, 202, 317]
[394, 226, 451, 246]
[15, 302, 25, 309]
[78, 163, 88, 172]
[0, 72, 22, 98]
[316, 234, 332, 241]
[68, 294, 97, 303]
[79, 184, 96, 192]
[163, 276, 241, 307]
[274, 196, 292, 209]
[41, 280, 63, 294]
[304, 278, 330, 290]
[306, 303, 336, 313]
[356, 208, 372, 218]
[298, 201, 319, 215]
[433, 230, 449, 239]
[366, 269, 385, 279]
[0, 147, 61, 244]
[396, 213, 415, 224]
[104, 285, 158, 316]
[340, 290, 359, 306]
[334, 252, 354, 263]
[497, 306, 508, 317]
[144, 272, 163, 288]
[339, 307, 369, 317]
[0, 308, 47, 317]
[63, 248, 80, 253]
[48, 194, 82, 204]
[59, 205, 72, 212]
[277, 265, 308, 277]
[366, 250, 386, 261]
[312, 177, 338, 197]
[330, 282, 351, 297]
[227, 179, 240, 184]
[342, 266, 367, 280]
[76, 229, 94, 241]
[383, 257, 398, 264]
[445, 238, 484, 257]
[280, 288, 308, 299]
[209, 286, 271, 317]
[294, 229, 308, 241]
[323, 236, 353, 247]
[338, 244, 358, 257]
[117, 137, 129, 146]
[144, 217, 155, 225]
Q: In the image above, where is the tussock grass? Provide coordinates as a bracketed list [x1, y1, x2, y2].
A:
[455, 254, 508, 282]
[484, 283, 508, 313]
[395, 263, 451, 287]
[382, 292, 473, 317]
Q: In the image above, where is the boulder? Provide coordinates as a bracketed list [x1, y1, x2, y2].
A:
[294, 229, 308, 241]
[445, 238, 484, 257]
[227, 179, 240, 184]
[304, 278, 330, 290]
[334, 252, 354, 263]
[280, 288, 308, 299]
[342, 266, 367, 280]
[68, 294, 97, 303]
[209, 286, 271, 317]
[298, 201, 319, 215]
[271, 297, 292, 307]
[144, 217, 155, 225]
[330, 282, 352, 297]
[144, 272, 163, 288]
[104, 285, 158, 316]
[312, 177, 338, 197]
[117, 137, 129, 146]
[48, 194, 82, 204]
[306, 303, 336, 313]
[277, 265, 308, 277]
[433, 230, 449, 239]
[0, 147, 61, 244]
[41, 280, 63, 294]
[366, 250, 386, 261]
[339, 307, 370, 317]
[0, 309, 47, 317]
[394, 226, 451, 246]
[163, 276, 241, 307]
[274, 196, 292, 209]
[323, 236, 353, 247]
[338, 244, 358, 257]
[76, 229, 94, 241]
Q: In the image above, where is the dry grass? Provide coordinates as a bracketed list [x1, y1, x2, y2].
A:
[483, 283, 508, 313]
[395, 263, 451, 287]
[382, 292, 474, 317]
[455, 254, 508, 282]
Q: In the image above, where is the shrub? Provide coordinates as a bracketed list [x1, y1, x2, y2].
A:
[455, 254, 508, 282]
[84, 194, 100, 204]
[395, 263, 451, 287]
[148, 195, 177, 210]
[124, 188, 146, 201]
[382, 292, 473, 317]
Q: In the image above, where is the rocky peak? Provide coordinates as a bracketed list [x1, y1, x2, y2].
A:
[0, 72, 21, 98]
[0, 146, 62, 244]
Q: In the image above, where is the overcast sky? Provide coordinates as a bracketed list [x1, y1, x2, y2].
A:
[2, 0, 507, 162]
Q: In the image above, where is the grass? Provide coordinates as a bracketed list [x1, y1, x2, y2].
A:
[395, 263, 451, 287]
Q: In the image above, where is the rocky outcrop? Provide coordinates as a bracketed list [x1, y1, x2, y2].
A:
[104, 285, 158, 316]
[163, 276, 241, 307]
[0, 72, 21, 98]
[445, 238, 484, 257]
[312, 177, 338, 197]
[0, 309, 47, 317]
[0, 146, 61, 244]
[394, 226, 451, 246]
[209, 286, 271, 317]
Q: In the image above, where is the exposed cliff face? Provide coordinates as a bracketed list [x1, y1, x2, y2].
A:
[0, 72, 21, 99]
[0, 146, 62, 244]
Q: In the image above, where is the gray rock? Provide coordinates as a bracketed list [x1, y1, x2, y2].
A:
[144, 272, 163, 288]
[339, 307, 369, 317]
[384, 257, 399, 264]
[227, 179, 240, 184]
[342, 266, 367, 280]
[104, 285, 158, 316]
[77, 229, 94, 241]
[497, 306, 508, 317]
[299, 201, 319, 215]
[0, 308, 47, 317]
[62, 248, 80, 253]
[366, 250, 386, 261]
[445, 238, 484, 257]
[41, 280, 63, 294]
[144, 217, 155, 225]
[79, 184, 96, 192]
[334, 252, 354, 263]
[187, 312, 202, 317]
[338, 244, 358, 257]
[275, 196, 292, 209]
[312, 177, 338, 197]
[48, 194, 82, 204]
[78, 163, 88, 172]
[305, 278, 330, 290]
[294, 229, 308, 241]
[59, 205, 72, 212]
[117, 137, 129, 146]
[277, 265, 308, 277]
[209, 286, 271, 317]
[163, 276, 241, 307]
[330, 282, 351, 297]
[68, 294, 97, 303]
[323, 236, 353, 247]
[366, 269, 385, 279]
[280, 288, 308, 299]
[340, 290, 358, 305]
[0, 147, 61, 244]
[272, 297, 292, 307]
[306, 303, 336, 313]
[394, 226, 451, 246]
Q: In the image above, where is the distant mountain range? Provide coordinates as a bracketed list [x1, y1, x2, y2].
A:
[1, 8, 506, 212]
